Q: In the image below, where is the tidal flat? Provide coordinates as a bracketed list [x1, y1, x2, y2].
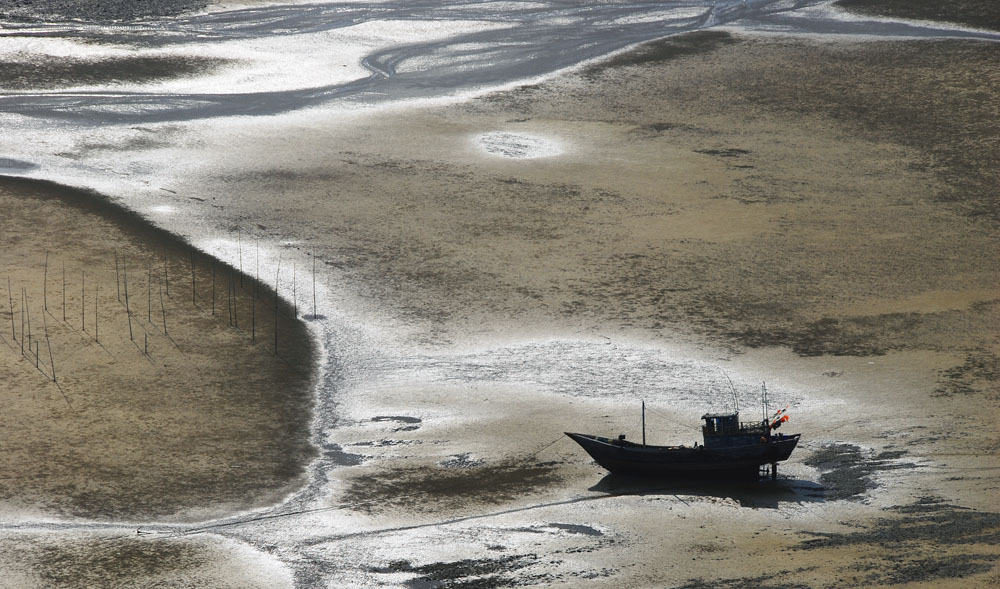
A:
[0, 3, 998, 588]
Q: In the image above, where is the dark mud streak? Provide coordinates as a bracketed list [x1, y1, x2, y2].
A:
[342, 459, 562, 515]
[800, 498, 1000, 549]
[0, 56, 233, 91]
[796, 498, 1000, 585]
[581, 30, 739, 79]
[934, 350, 1000, 398]
[836, 0, 1000, 32]
[10, 537, 211, 589]
[373, 555, 539, 589]
[676, 574, 812, 589]
[0, 0, 206, 23]
[804, 444, 914, 501]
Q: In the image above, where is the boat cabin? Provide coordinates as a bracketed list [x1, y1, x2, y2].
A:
[701, 413, 769, 448]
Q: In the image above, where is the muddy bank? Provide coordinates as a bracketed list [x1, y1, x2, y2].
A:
[0, 0, 207, 23]
[0, 55, 232, 91]
[836, 0, 1000, 32]
[0, 176, 316, 520]
[0, 532, 292, 588]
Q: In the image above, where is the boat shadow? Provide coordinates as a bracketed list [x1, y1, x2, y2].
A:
[588, 473, 825, 509]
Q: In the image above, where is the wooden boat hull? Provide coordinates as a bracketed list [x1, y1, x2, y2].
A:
[565, 432, 800, 478]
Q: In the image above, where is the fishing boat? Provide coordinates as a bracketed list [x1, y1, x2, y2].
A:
[566, 394, 799, 479]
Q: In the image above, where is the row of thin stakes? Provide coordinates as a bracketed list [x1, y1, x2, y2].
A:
[2, 243, 320, 386]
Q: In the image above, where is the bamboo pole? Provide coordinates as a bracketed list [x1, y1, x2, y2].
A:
[191, 250, 196, 305]
[44, 310, 55, 382]
[123, 254, 132, 341]
[159, 279, 167, 335]
[43, 251, 48, 311]
[95, 282, 99, 342]
[115, 249, 121, 302]
[274, 252, 281, 355]
[238, 229, 243, 287]
[163, 246, 169, 297]
[24, 288, 31, 351]
[62, 262, 66, 322]
[80, 272, 84, 332]
[233, 271, 238, 329]
[7, 276, 14, 340]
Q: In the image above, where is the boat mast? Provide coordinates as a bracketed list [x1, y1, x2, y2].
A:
[762, 381, 768, 425]
[642, 400, 646, 446]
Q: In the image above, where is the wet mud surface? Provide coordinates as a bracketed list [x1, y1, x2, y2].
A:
[0, 533, 291, 587]
[343, 459, 563, 515]
[323, 31, 1000, 362]
[0, 0, 207, 23]
[803, 444, 913, 501]
[0, 55, 232, 91]
[797, 498, 1000, 585]
[0, 177, 316, 520]
[836, 0, 1000, 31]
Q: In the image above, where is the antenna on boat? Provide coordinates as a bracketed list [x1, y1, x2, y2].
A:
[719, 368, 739, 415]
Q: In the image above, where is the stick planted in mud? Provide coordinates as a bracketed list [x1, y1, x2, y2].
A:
[20, 286, 25, 355]
[80, 272, 84, 332]
[233, 271, 239, 329]
[43, 251, 48, 311]
[238, 229, 243, 288]
[312, 250, 317, 318]
[274, 252, 281, 355]
[7, 275, 14, 341]
[61, 262, 66, 322]
[115, 249, 121, 302]
[95, 282, 99, 343]
[191, 250, 196, 306]
[159, 279, 167, 335]
[163, 246, 169, 297]
[24, 287, 31, 352]
[124, 255, 133, 341]
[211, 261, 216, 316]
[293, 262, 297, 318]
[43, 311, 55, 382]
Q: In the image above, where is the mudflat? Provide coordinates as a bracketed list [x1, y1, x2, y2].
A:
[1, 25, 998, 589]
